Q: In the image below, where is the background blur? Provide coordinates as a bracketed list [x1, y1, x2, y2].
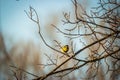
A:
[0, 0, 98, 80]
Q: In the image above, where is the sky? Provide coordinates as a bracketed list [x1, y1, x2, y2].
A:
[0, 0, 73, 51]
[0, 0, 98, 51]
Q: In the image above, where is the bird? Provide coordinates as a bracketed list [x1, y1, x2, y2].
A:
[60, 45, 69, 53]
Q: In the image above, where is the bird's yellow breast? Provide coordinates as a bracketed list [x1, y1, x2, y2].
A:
[60, 45, 69, 53]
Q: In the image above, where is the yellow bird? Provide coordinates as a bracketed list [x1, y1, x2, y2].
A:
[60, 45, 69, 53]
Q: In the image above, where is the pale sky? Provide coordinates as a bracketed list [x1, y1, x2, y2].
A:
[0, 0, 98, 52]
[0, 0, 73, 51]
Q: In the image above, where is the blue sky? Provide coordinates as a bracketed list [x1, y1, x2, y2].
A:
[0, 0, 98, 51]
[0, 0, 73, 49]
[0, 0, 68, 36]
